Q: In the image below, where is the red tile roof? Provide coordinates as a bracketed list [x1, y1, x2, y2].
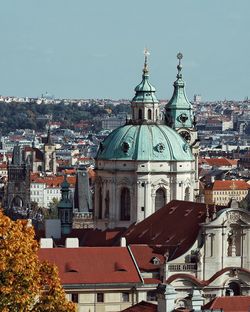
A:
[129, 245, 165, 272]
[202, 296, 250, 312]
[143, 278, 161, 284]
[211, 180, 250, 191]
[121, 301, 157, 312]
[35, 227, 127, 247]
[38, 247, 142, 285]
[125, 200, 224, 261]
[202, 157, 238, 167]
[31, 175, 76, 188]
[0, 163, 7, 169]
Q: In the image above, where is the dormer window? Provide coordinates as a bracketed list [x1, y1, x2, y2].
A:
[150, 257, 160, 265]
[65, 262, 78, 273]
[114, 262, 127, 272]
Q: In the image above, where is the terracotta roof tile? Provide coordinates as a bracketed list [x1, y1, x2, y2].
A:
[201, 157, 238, 167]
[143, 278, 161, 284]
[125, 200, 224, 261]
[129, 245, 165, 272]
[38, 247, 142, 285]
[211, 180, 250, 191]
[31, 175, 76, 188]
[202, 296, 250, 312]
[121, 301, 157, 312]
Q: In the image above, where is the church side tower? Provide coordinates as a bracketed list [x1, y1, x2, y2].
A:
[43, 127, 57, 174]
[165, 53, 199, 198]
[131, 49, 160, 124]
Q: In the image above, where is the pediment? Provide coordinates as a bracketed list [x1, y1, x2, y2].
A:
[225, 210, 250, 226]
[152, 178, 169, 188]
[208, 209, 250, 227]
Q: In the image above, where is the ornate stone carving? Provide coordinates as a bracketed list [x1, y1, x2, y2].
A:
[117, 177, 131, 186]
[226, 211, 248, 224]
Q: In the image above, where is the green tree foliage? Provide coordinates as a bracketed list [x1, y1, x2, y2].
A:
[0, 101, 129, 134]
[45, 198, 59, 219]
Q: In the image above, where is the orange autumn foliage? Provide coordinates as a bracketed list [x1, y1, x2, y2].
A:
[0, 211, 76, 312]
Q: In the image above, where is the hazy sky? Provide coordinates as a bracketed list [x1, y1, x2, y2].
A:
[0, 0, 249, 100]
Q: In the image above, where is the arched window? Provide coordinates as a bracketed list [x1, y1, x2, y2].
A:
[227, 281, 241, 296]
[138, 109, 143, 120]
[184, 187, 190, 201]
[155, 188, 166, 211]
[98, 187, 102, 219]
[104, 190, 109, 218]
[148, 109, 152, 120]
[120, 188, 130, 220]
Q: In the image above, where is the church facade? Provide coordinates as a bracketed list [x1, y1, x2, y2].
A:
[94, 53, 198, 229]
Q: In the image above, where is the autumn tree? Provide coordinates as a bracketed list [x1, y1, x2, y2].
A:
[0, 211, 76, 312]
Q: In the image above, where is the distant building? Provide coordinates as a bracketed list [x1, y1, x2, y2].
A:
[101, 116, 125, 130]
[204, 180, 250, 206]
[194, 94, 202, 104]
[5, 145, 31, 217]
[30, 174, 76, 209]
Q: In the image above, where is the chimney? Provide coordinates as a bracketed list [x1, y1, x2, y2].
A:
[120, 237, 126, 247]
[157, 284, 176, 312]
[65, 238, 79, 248]
[40, 238, 53, 248]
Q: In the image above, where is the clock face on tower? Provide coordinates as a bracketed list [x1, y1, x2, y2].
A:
[179, 130, 191, 143]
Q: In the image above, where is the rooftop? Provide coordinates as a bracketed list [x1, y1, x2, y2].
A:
[38, 247, 142, 285]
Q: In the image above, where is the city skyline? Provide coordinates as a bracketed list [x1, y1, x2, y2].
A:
[0, 0, 250, 101]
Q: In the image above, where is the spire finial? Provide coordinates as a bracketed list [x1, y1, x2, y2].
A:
[177, 52, 183, 78]
[143, 48, 150, 75]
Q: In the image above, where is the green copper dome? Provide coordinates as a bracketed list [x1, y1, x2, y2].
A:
[96, 124, 193, 161]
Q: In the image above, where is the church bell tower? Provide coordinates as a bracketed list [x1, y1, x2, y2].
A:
[165, 53, 199, 198]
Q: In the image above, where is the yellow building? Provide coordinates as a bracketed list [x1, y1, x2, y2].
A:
[204, 180, 250, 206]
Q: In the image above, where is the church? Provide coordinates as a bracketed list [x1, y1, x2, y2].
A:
[38, 53, 250, 311]
[94, 52, 199, 229]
